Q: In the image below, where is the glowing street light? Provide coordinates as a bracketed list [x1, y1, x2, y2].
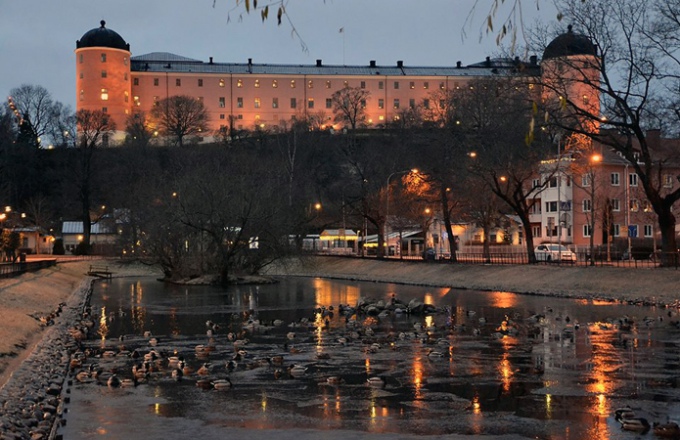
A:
[385, 169, 418, 258]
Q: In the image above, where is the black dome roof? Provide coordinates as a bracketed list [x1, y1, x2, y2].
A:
[543, 25, 596, 60]
[76, 21, 129, 51]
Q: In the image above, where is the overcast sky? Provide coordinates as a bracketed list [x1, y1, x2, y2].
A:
[0, 0, 557, 110]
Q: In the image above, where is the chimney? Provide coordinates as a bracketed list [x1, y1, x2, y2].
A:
[396, 60, 403, 68]
[316, 59, 322, 67]
[369, 60, 376, 68]
[485, 56, 491, 66]
[248, 58, 252, 66]
[456, 61, 462, 68]
[209, 57, 213, 64]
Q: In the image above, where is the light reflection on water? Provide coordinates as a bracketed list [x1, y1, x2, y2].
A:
[60, 276, 680, 439]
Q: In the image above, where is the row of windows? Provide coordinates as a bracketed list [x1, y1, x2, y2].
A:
[582, 224, 653, 238]
[78, 53, 128, 65]
[581, 198, 652, 213]
[79, 71, 129, 81]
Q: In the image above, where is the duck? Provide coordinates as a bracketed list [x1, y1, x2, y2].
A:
[614, 406, 635, 422]
[621, 417, 650, 433]
[212, 378, 232, 390]
[288, 364, 308, 378]
[107, 374, 121, 388]
[197, 363, 211, 376]
[326, 376, 343, 385]
[653, 421, 680, 438]
[120, 377, 137, 387]
[367, 376, 386, 388]
[171, 367, 183, 382]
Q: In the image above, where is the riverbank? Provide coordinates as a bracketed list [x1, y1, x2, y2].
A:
[264, 256, 680, 307]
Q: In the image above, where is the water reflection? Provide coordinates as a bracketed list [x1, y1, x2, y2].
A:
[60, 277, 680, 439]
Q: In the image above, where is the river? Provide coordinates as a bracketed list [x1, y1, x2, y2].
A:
[58, 276, 680, 439]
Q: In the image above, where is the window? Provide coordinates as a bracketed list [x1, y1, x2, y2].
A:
[220, 114, 225, 120]
[360, 81, 366, 89]
[611, 172, 620, 186]
[124, 73, 128, 81]
[393, 99, 400, 109]
[272, 80, 277, 88]
[582, 199, 591, 212]
[102, 107, 107, 113]
[378, 99, 384, 109]
[409, 81, 415, 89]
[307, 80, 313, 89]
[613, 224, 621, 237]
[643, 200, 652, 212]
[664, 174, 673, 188]
[153, 96, 159, 105]
[219, 79, 225, 87]
[423, 99, 430, 109]
[629, 173, 638, 187]
[326, 98, 332, 109]
[101, 53, 106, 62]
[548, 177, 558, 188]
[545, 201, 558, 212]
[307, 98, 314, 109]
[198, 79, 203, 87]
[344, 81, 349, 87]
[100, 88, 109, 101]
[581, 173, 591, 187]
[154, 78, 159, 86]
[532, 226, 541, 238]
[644, 224, 653, 237]
[439, 99, 445, 108]
[79, 90, 84, 101]
[197, 97, 203, 103]
[219, 97, 226, 108]
[630, 199, 639, 212]
[124, 91, 129, 103]
[611, 198, 621, 211]
[101, 70, 107, 78]
[378, 81, 384, 90]
[440, 82, 446, 90]
[409, 99, 415, 109]
[176, 78, 181, 86]
[236, 97, 243, 108]
[423, 82, 429, 90]
[254, 98, 261, 108]
[272, 97, 278, 108]
[532, 178, 540, 188]
[79, 72, 83, 79]
[583, 224, 592, 237]
[79, 54, 83, 64]
[255, 80, 260, 88]
[133, 78, 139, 86]
[326, 81, 331, 89]
[290, 80, 296, 88]
[290, 98, 297, 108]
[124, 57, 128, 66]
[360, 99, 366, 109]
[394, 81, 400, 89]
[237, 80, 243, 88]
[582, 95, 589, 105]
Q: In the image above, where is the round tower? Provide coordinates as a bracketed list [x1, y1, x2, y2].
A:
[75, 20, 131, 143]
[541, 25, 600, 135]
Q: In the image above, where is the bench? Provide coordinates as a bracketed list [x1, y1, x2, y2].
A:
[88, 265, 113, 279]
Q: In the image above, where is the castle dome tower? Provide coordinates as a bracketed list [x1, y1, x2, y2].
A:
[541, 25, 600, 135]
[75, 20, 131, 143]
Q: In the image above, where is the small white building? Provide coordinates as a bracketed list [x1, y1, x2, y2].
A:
[61, 221, 118, 253]
[11, 227, 54, 254]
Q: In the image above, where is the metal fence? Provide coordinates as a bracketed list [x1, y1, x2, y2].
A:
[0, 259, 57, 279]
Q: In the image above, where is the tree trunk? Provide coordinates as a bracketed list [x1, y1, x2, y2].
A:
[658, 206, 678, 266]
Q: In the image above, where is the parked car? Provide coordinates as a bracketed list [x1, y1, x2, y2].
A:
[422, 247, 436, 261]
[534, 244, 577, 263]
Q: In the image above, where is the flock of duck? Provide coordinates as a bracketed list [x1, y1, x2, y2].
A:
[69, 295, 680, 436]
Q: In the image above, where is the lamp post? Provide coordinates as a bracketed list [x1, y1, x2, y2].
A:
[384, 169, 417, 258]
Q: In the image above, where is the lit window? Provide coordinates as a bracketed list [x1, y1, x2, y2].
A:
[154, 78, 159, 86]
[272, 97, 278, 108]
[219, 79, 225, 87]
[582, 95, 589, 104]
[308, 80, 313, 89]
[393, 99, 400, 109]
[197, 96, 203, 102]
[198, 79, 203, 87]
[153, 96, 159, 105]
[630, 199, 639, 212]
[378, 99, 384, 109]
[219, 97, 226, 108]
[133, 78, 139, 86]
[423, 82, 429, 89]
[643, 201, 652, 212]
[254, 98, 261, 108]
[133, 96, 140, 106]
[255, 80, 260, 88]
[290, 80, 296, 88]
[101, 70, 107, 78]
[307, 98, 314, 109]
[360, 81, 366, 89]
[79, 90, 84, 101]
[326, 98, 332, 109]
[409, 99, 415, 109]
[343, 81, 348, 87]
[409, 81, 415, 89]
[528, 83, 535, 90]
[440, 82, 445, 90]
[237, 80, 243, 88]
[101, 53, 106, 62]
[124, 57, 128, 66]
[100, 88, 109, 100]
[237, 97, 243, 108]
[124, 91, 129, 103]
[326, 81, 331, 89]
[272, 80, 277, 88]
[379, 115, 384, 121]
[176, 78, 181, 86]
[360, 99, 366, 109]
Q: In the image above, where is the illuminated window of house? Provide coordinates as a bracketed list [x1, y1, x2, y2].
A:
[343, 81, 349, 87]
[101, 53, 106, 62]
[630, 199, 639, 212]
[308, 80, 313, 89]
[290, 98, 296, 108]
[643, 201, 652, 212]
[219, 97, 226, 108]
[236, 97, 243, 108]
[528, 83, 535, 90]
[254, 98, 261, 108]
[378, 99, 384, 109]
[360, 99, 366, 109]
[440, 82, 445, 90]
[237, 79, 243, 88]
[153, 96, 159, 105]
[325, 81, 331, 89]
[360, 81, 366, 89]
[79, 90, 84, 101]
[409, 99, 415, 109]
[198, 79, 203, 87]
[290, 80, 296, 88]
[124, 91, 129, 103]
[272, 97, 278, 108]
[409, 81, 415, 89]
[176, 78, 181, 86]
[378, 81, 384, 90]
[393, 99, 400, 109]
[272, 80, 277, 88]
[307, 98, 314, 109]
[101, 70, 107, 78]
[153, 78, 159, 86]
[326, 98, 332, 109]
[134, 96, 140, 106]
[197, 96, 203, 102]
[219, 79, 225, 87]
[100, 88, 109, 100]
[133, 78, 139, 86]
[124, 57, 128, 66]
[394, 81, 399, 89]
[423, 82, 429, 90]
[255, 80, 260, 88]
[582, 94, 589, 105]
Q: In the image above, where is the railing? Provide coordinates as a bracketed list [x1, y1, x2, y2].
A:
[0, 259, 57, 279]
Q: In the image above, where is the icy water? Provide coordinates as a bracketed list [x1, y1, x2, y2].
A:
[59, 277, 680, 440]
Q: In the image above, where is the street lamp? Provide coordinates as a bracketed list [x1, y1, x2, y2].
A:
[385, 169, 417, 258]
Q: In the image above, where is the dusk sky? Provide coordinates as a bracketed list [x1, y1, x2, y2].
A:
[1, 0, 557, 110]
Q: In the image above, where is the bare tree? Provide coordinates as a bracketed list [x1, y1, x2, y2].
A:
[8, 85, 63, 148]
[331, 86, 371, 130]
[124, 112, 155, 147]
[150, 96, 209, 147]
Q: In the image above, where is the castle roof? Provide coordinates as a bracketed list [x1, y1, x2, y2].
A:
[76, 20, 129, 51]
[543, 25, 597, 60]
